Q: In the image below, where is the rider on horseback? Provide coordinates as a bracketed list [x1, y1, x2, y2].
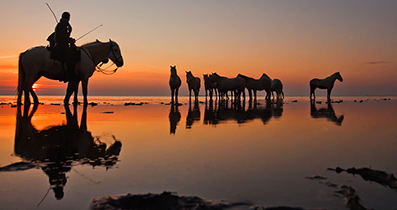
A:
[49, 12, 77, 82]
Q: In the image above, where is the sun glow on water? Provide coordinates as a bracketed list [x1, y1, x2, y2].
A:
[32, 84, 39, 91]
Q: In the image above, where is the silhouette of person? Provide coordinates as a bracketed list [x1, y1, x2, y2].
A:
[54, 12, 76, 82]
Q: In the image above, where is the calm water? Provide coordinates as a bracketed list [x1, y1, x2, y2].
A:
[0, 96, 396, 209]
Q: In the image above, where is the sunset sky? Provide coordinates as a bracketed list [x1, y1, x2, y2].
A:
[0, 0, 396, 96]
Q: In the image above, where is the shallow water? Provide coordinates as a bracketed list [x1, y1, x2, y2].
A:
[0, 96, 396, 209]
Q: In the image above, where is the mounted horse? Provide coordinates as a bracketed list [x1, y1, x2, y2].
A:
[169, 66, 181, 103]
[186, 71, 201, 100]
[17, 39, 124, 105]
[310, 72, 343, 100]
[237, 73, 271, 100]
[270, 79, 284, 100]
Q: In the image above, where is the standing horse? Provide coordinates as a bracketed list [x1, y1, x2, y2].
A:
[237, 73, 271, 100]
[210, 73, 246, 100]
[169, 66, 181, 103]
[17, 40, 124, 105]
[310, 72, 343, 100]
[271, 79, 284, 100]
[203, 74, 217, 99]
[186, 71, 200, 100]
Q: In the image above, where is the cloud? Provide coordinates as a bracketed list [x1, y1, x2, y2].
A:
[366, 61, 387, 65]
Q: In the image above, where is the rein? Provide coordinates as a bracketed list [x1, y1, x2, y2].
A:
[81, 42, 121, 75]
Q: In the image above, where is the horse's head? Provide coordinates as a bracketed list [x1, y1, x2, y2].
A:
[335, 72, 343, 82]
[170, 66, 177, 76]
[260, 73, 271, 81]
[108, 39, 124, 67]
[186, 71, 193, 82]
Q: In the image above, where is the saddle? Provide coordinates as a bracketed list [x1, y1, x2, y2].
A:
[47, 33, 81, 82]
[47, 32, 81, 62]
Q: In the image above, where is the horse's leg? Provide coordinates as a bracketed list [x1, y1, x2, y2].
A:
[81, 78, 89, 104]
[171, 88, 175, 102]
[64, 82, 74, 104]
[30, 88, 39, 104]
[175, 88, 179, 103]
[310, 85, 314, 99]
[327, 88, 332, 100]
[73, 80, 81, 104]
[24, 88, 30, 106]
[312, 88, 316, 100]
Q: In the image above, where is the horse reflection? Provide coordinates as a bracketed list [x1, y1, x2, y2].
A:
[5, 104, 122, 200]
[271, 99, 284, 119]
[169, 103, 181, 134]
[310, 99, 344, 126]
[186, 99, 201, 129]
[204, 99, 219, 126]
[204, 99, 282, 125]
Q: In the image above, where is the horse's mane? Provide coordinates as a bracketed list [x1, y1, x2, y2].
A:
[81, 40, 108, 48]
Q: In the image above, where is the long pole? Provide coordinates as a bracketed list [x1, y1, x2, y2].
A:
[45, 3, 58, 23]
[76, 24, 103, 41]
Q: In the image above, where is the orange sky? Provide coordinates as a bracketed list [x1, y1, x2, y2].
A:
[0, 1, 396, 96]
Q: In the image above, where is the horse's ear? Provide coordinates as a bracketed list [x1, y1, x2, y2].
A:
[96, 39, 100, 42]
[109, 39, 112, 43]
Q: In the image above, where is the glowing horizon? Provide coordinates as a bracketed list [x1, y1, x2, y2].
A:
[1, 1, 396, 97]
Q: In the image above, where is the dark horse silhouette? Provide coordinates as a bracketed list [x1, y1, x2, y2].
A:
[0, 104, 121, 200]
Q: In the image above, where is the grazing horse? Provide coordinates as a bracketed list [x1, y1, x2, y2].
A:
[186, 71, 201, 100]
[237, 73, 271, 100]
[17, 40, 124, 105]
[203, 74, 217, 99]
[210, 73, 246, 100]
[169, 66, 181, 103]
[310, 72, 343, 100]
[271, 79, 284, 100]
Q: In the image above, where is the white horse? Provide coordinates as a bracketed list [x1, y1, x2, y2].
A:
[17, 40, 124, 105]
[186, 71, 200, 100]
[210, 73, 246, 100]
[237, 73, 272, 100]
[169, 66, 181, 103]
[310, 72, 343, 100]
[271, 79, 284, 100]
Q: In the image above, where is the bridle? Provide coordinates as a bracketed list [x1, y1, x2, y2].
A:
[81, 41, 122, 75]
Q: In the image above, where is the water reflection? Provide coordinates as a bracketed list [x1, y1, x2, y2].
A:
[186, 98, 201, 129]
[203, 98, 283, 125]
[1, 104, 122, 200]
[310, 99, 344, 126]
[169, 102, 181, 134]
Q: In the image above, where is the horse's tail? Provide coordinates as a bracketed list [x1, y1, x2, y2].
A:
[17, 52, 25, 105]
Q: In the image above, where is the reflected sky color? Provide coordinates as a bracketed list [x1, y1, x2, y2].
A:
[0, 1, 396, 96]
[0, 96, 396, 209]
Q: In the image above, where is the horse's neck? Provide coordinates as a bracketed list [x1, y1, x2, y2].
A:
[328, 74, 338, 82]
[171, 72, 178, 78]
[83, 42, 110, 64]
